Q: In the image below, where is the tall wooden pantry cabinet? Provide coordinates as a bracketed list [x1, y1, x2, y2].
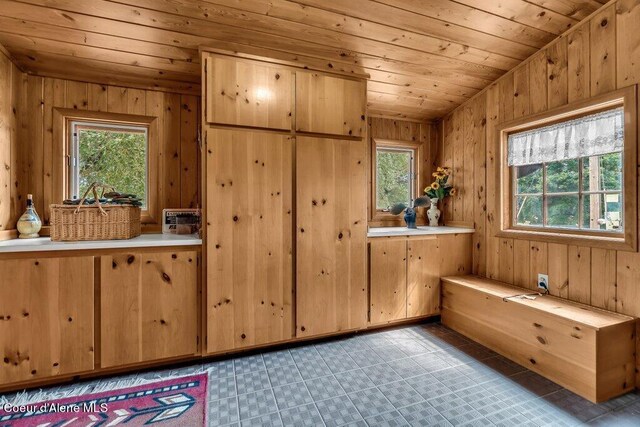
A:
[202, 50, 368, 353]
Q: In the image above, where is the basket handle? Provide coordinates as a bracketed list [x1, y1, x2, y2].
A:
[74, 182, 108, 216]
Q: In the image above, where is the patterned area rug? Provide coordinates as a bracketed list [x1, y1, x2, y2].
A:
[0, 373, 208, 426]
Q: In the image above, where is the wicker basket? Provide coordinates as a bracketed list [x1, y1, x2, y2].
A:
[50, 183, 141, 241]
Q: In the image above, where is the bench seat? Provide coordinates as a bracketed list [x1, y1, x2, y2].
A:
[441, 275, 636, 403]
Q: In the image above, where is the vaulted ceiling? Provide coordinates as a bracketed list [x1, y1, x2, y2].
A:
[0, 0, 607, 121]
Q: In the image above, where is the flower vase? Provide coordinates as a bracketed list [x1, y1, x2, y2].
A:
[404, 207, 417, 229]
[427, 198, 440, 226]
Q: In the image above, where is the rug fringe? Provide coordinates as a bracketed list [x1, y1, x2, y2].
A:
[0, 372, 206, 407]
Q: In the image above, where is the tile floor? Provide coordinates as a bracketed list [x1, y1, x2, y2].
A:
[3, 322, 640, 426]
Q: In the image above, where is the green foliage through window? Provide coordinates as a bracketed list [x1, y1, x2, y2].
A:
[376, 148, 413, 210]
[72, 122, 148, 208]
[514, 152, 622, 232]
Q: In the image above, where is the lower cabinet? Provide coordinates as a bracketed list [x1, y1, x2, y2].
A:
[100, 250, 198, 368]
[0, 257, 94, 385]
[369, 233, 472, 326]
[370, 239, 407, 324]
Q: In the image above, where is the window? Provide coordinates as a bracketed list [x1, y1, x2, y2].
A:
[376, 147, 415, 210]
[371, 138, 422, 222]
[53, 109, 158, 224]
[69, 121, 148, 207]
[498, 87, 637, 251]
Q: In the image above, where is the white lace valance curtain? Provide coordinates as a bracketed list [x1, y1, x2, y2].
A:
[507, 107, 624, 166]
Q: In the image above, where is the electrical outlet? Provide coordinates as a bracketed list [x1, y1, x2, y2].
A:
[538, 273, 549, 292]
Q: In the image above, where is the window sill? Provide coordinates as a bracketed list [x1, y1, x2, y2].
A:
[496, 228, 636, 252]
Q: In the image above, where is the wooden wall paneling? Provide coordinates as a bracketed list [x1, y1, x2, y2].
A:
[407, 237, 440, 317]
[87, 83, 108, 111]
[296, 72, 366, 137]
[512, 239, 531, 288]
[513, 64, 530, 119]
[0, 257, 94, 384]
[472, 96, 487, 276]
[127, 88, 146, 115]
[65, 80, 88, 111]
[485, 84, 500, 280]
[617, 251, 640, 317]
[528, 241, 548, 291]
[206, 128, 293, 352]
[27, 76, 44, 217]
[529, 50, 549, 114]
[547, 37, 569, 108]
[140, 251, 198, 361]
[145, 90, 164, 224]
[205, 55, 292, 130]
[567, 25, 590, 102]
[9, 60, 23, 231]
[370, 239, 407, 324]
[616, 0, 640, 87]
[42, 78, 64, 226]
[106, 86, 128, 113]
[452, 109, 464, 221]
[0, 52, 11, 231]
[463, 104, 474, 225]
[568, 245, 591, 304]
[439, 233, 472, 276]
[442, 117, 454, 223]
[497, 77, 515, 283]
[590, 5, 617, 96]
[162, 92, 182, 210]
[548, 243, 569, 298]
[591, 248, 617, 311]
[296, 135, 367, 337]
[180, 94, 200, 209]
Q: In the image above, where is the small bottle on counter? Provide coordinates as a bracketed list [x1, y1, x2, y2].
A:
[17, 194, 42, 239]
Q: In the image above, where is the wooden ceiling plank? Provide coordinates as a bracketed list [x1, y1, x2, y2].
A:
[367, 90, 457, 111]
[289, 0, 539, 59]
[201, 0, 521, 70]
[366, 81, 470, 105]
[525, 0, 605, 20]
[0, 15, 199, 63]
[10, 52, 200, 94]
[0, 32, 200, 75]
[8, 0, 497, 89]
[454, 0, 578, 35]
[105, 0, 507, 80]
[375, 0, 557, 46]
[11, 49, 200, 84]
[0, 9, 473, 102]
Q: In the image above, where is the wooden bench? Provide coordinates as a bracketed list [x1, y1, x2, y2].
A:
[441, 275, 636, 403]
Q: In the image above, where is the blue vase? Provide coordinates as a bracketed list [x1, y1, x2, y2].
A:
[404, 207, 417, 229]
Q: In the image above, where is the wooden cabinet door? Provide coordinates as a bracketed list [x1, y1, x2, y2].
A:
[100, 250, 198, 368]
[296, 136, 368, 337]
[296, 72, 366, 137]
[370, 239, 407, 324]
[206, 128, 293, 353]
[407, 238, 440, 317]
[205, 56, 293, 130]
[0, 257, 94, 385]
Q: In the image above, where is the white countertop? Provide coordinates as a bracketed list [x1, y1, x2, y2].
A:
[0, 234, 202, 254]
[367, 226, 475, 238]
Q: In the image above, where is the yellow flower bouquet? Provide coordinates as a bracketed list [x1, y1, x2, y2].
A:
[424, 166, 455, 200]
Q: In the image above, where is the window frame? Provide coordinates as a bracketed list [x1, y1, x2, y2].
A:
[53, 108, 159, 225]
[496, 86, 637, 251]
[370, 138, 422, 224]
[68, 120, 150, 207]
